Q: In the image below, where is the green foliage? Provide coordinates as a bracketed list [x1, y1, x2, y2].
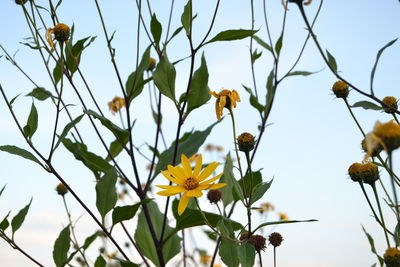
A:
[26, 87, 52, 101]
[151, 14, 162, 46]
[219, 153, 236, 206]
[362, 226, 384, 266]
[23, 102, 38, 139]
[238, 171, 262, 199]
[238, 243, 256, 267]
[154, 121, 220, 176]
[125, 46, 151, 102]
[265, 69, 275, 110]
[54, 114, 84, 152]
[85, 110, 129, 143]
[53, 225, 71, 267]
[253, 219, 317, 233]
[0, 211, 11, 231]
[94, 255, 106, 267]
[326, 50, 338, 73]
[275, 34, 283, 56]
[181, 0, 192, 36]
[219, 239, 240, 267]
[243, 85, 265, 113]
[134, 201, 181, 266]
[11, 198, 32, 238]
[153, 52, 177, 104]
[112, 199, 152, 227]
[96, 168, 118, 220]
[250, 179, 273, 205]
[0, 145, 43, 167]
[53, 58, 64, 84]
[351, 101, 382, 111]
[204, 29, 258, 45]
[186, 53, 211, 114]
[66, 36, 97, 75]
[253, 35, 272, 53]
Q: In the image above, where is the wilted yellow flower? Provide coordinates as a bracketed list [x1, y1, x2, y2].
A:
[46, 23, 70, 49]
[156, 154, 226, 215]
[366, 120, 400, 153]
[279, 212, 289, 221]
[209, 89, 240, 120]
[199, 254, 211, 265]
[108, 96, 126, 115]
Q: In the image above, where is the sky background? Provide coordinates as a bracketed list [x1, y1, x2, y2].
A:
[1, 0, 400, 266]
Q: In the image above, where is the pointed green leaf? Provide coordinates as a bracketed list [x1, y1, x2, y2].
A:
[253, 219, 317, 233]
[0, 211, 11, 231]
[370, 38, 397, 95]
[251, 49, 262, 63]
[96, 169, 118, 220]
[253, 35, 272, 53]
[82, 231, 101, 250]
[287, 70, 321, 77]
[186, 53, 211, 114]
[250, 179, 273, 204]
[238, 243, 256, 267]
[53, 225, 71, 267]
[11, 198, 32, 238]
[266, 69, 275, 109]
[0, 184, 6, 198]
[219, 239, 239, 267]
[0, 145, 43, 167]
[205, 29, 258, 45]
[219, 153, 235, 206]
[326, 50, 337, 73]
[85, 110, 129, 142]
[23, 102, 38, 139]
[153, 52, 176, 104]
[26, 87, 53, 101]
[54, 114, 84, 152]
[151, 14, 162, 46]
[53, 58, 64, 84]
[112, 199, 152, 227]
[126, 46, 151, 101]
[66, 36, 97, 74]
[238, 171, 262, 199]
[362, 226, 384, 266]
[351, 101, 382, 111]
[10, 94, 21, 106]
[94, 255, 106, 267]
[181, 0, 192, 36]
[275, 34, 283, 55]
[134, 201, 181, 266]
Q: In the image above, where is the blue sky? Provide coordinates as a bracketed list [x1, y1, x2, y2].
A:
[1, 0, 400, 266]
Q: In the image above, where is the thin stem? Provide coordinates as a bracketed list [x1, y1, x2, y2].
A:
[259, 251, 264, 267]
[393, 114, 400, 125]
[196, 0, 221, 50]
[273, 247, 276, 267]
[164, 0, 175, 43]
[249, 0, 258, 99]
[389, 152, 400, 246]
[371, 183, 391, 247]
[245, 151, 254, 233]
[343, 98, 366, 136]
[120, 222, 150, 267]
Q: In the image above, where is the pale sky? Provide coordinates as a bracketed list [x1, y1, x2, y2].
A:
[1, 0, 400, 266]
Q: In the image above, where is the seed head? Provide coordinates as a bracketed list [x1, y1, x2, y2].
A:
[268, 232, 283, 247]
[55, 183, 68, 196]
[207, 189, 222, 204]
[384, 247, 400, 267]
[348, 162, 379, 184]
[382, 96, 398, 114]
[237, 132, 256, 153]
[373, 120, 400, 152]
[332, 80, 349, 99]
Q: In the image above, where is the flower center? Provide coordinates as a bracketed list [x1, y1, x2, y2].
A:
[184, 177, 199, 190]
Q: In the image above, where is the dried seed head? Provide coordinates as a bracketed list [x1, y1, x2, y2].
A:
[268, 232, 283, 247]
[207, 189, 222, 204]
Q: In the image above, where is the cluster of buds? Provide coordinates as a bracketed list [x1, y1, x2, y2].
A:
[239, 232, 266, 252]
[348, 162, 379, 185]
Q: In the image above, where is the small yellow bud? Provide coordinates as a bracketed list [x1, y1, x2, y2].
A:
[382, 96, 398, 114]
[332, 80, 349, 99]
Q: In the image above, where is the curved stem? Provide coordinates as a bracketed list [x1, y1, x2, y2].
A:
[371, 183, 391, 247]
[343, 98, 366, 136]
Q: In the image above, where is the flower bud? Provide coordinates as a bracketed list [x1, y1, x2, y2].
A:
[361, 138, 382, 157]
[332, 80, 349, 99]
[249, 235, 266, 252]
[55, 183, 68, 196]
[53, 23, 70, 42]
[373, 120, 400, 152]
[147, 57, 156, 71]
[15, 0, 28, 5]
[268, 232, 283, 247]
[207, 189, 222, 204]
[237, 132, 256, 152]
[382, 96, 398, 114]
[384, 248, 400, 267]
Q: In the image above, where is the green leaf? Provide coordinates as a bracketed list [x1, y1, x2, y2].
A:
[253, 35, 272, 53]
[126, 46, 151, 102]
[23, 102, 38, 139]
[362, 226, 384, 266]
[173, 201, 243, 232]
[287, 70, 321, 77]
[94, 255, 106, 267]
[238, 243, 256, 267]
[11, 198, 32, 238]
[54, 114, 84, 152]
[219, 239, 239, 267]
[326, 50, 338, 73]
[134, 201, 181, 266]
[116, 259, 140, 267]
[251, 49, 262, 64]
[243, 84, 265, 113]
[10, 94, 21, 106]
[153, 52, 176, 104]
[0, 184, 6, 198]
[238, 171, 262, 199]
[186, 53, 211, 114]
[275, 34, 283, 56]
[26, 87, 53, 101]
[370, 38, 397, 95]
[0, 211, 11, 231]
[253, 219, 317, 233]
[151, 14, 162, 46]
[219, 153, 235, 206]
[266, 69, 275, 109]
[82, 231, 101, 250]
[155, 121, 220, 176]
[96, 168, 118, 220]
[61, 138, 113, 174]
[0, 145, 43, 167]
[53, 225, 71, 267]
[250, 179, 273, 205]
[85, 110, 129, 142]
[112, 199, 152, 227]
[53, 58, 64, 84]
[205, 29, 258, 45]
[351, 101, 382, 111]
[181, 0, 192, 36]
[66, 36, 97, 75]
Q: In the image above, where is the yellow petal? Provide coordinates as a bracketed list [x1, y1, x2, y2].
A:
[157, 186, 185, 196]
[193, 154, 203, 178]
[186, 190, 203, 197]
[178, 194, 190, 215]
[199, 173, 223, 185]
[161, 170, 177, 184]
[168, 165, 185, 184]
[198, 183, 227, 190]
[232, 90, 240, 102]
[181, 154, 193, 177]
[198, 162, 220, 182]
[220, 95, 227, 112]
[215, 99, 221, 120]
[209, 91, 220, 98]
[156, 185, 185, 191]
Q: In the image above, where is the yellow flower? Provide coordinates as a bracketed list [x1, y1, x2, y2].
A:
[384, 248, 400, 267]
[108, 96, 126, 115]
[209, 89, 240, 120]
[365, 120, 400, 153]
[199, 254, 211, 265]
[348, 162, 379, 184]
[279, 212, 289, 221]
[46, 23, 70, 49]
[156, 154, 226, 215]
